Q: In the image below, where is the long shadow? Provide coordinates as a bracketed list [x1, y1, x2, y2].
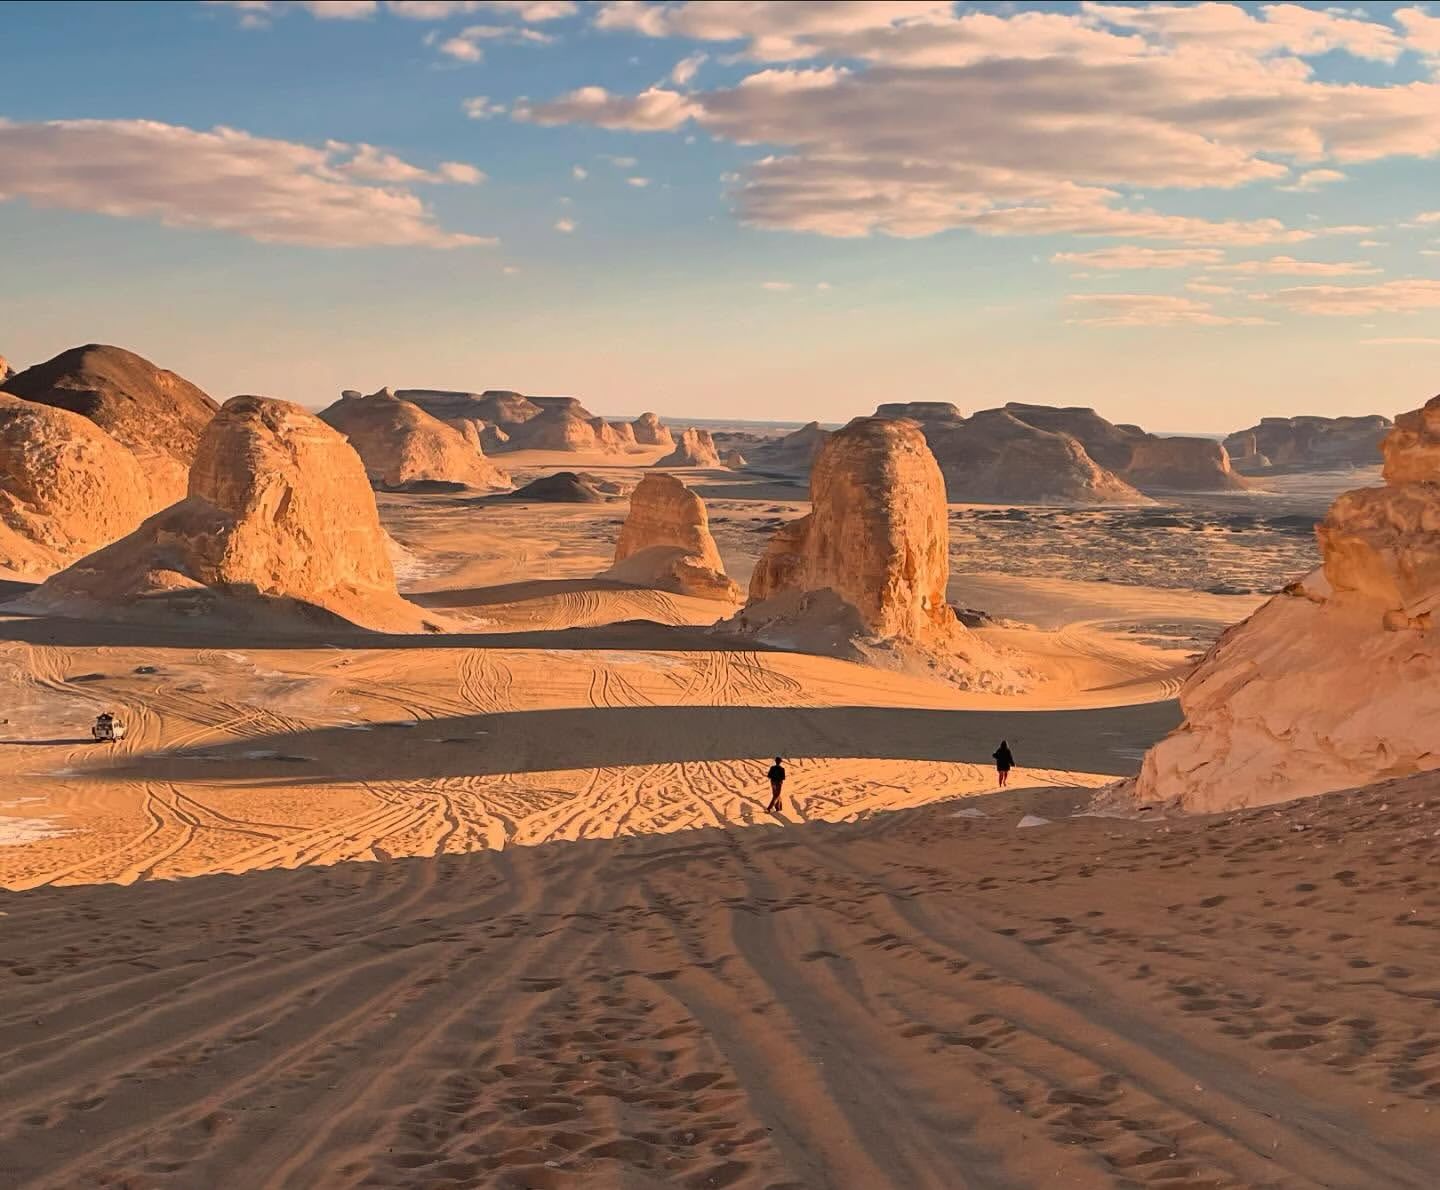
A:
[93, 701, 1180, 784]
[412, 577, 656, 610]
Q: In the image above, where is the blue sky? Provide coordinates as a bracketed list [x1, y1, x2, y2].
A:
[1, 0, 1438, 430]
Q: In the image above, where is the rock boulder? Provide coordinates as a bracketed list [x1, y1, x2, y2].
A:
[606, 473, 740, 601]
[655, 428, 720, 468]
[632, 412, 673, 448]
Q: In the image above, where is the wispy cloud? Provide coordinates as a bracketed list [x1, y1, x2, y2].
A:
[1209, 255, 1380, 276]
[1067, 293, 1270, 327]
[1360, 337, 1440, 345]
[554, 216, 576, 233]
[1052, 246, 1225, 269]
[1253, 279, 1440, 315]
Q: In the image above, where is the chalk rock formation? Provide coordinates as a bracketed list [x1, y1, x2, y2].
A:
[0, 356, 12, 383]
[17, 396, 438, 634]
[632, 412, 673, 448]
[655, 427, 720, 468]
[1004, 403, 1143, 472]
[509, 471, 609, 503]
[397, 389, 542, 432]
[606, 473, 740, 601]
[723, 449, 748, 468]
[319, 388, 510, 491]
[874, 401, 963, 425]
[0, 394, 154, 578]
[1134, 396, 1440, 812]
[1123, 436, 1248, 492]
[5, 344, 218, 507]
[1224, 414, 1392, 474]
[751, 421, 831, 470]
[610, 421, 637, 447]
[515, 405, 603, 451]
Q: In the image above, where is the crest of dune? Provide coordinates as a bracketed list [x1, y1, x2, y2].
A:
[13, 396, 441, 634]
[1135, 396, 1440, 811]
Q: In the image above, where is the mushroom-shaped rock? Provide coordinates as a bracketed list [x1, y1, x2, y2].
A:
[4, 344, 218, 508]
[0, 394, 155, 578]
[1123, 436, 1248, 492]
[318, 387, 510, 491]
[632, 412, 673, 448]
[1134, 396, 1440, 812]
[654, 427, 720, 468]
[605, 473, 740, 601]
[14, 396, 439, 634]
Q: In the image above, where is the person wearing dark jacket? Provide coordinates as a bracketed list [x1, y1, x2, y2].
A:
[766, 757, 786, 814]
[993, 740, 1014, 787]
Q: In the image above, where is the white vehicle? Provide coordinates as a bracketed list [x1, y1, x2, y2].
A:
[91, 713, 126, 743]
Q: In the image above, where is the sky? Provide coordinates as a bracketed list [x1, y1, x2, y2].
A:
[1, 1, 1438, 431]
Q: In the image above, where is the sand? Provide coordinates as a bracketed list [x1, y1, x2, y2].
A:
[4, 444, 1422, 1186]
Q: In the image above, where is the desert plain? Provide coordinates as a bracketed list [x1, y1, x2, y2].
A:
[0, 374, 1437, 1189]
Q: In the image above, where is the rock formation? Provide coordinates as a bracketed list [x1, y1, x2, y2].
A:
[723, 449, 748, 468]
[605, 473, 740, 601]
[655, 427, 721, 468]
[1003, 403, 1144, 472]
[509, 471, 609, 503]
[0, 394, 154, 578]
[1223, 414, 1392, 474]
[4, 344, 218, 507]
[0, 355, 12, 384]
[610, 421, 637, 447]
[397, 389, 542, 432]
[1123, 436, 1248, 492]
[1133, 396, 1440, 812]
[750, 421, 831, 471]
[632, 412, 673, 448]
[318, 388, 510, 492]
[515, 405, 604, 451]
[15, 396, 438, 634]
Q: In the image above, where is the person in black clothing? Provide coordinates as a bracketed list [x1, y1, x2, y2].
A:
[993, 739, 1014, 787]
[766, 756, 786, 814]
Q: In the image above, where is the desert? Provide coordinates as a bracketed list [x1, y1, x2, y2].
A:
[6, 2, 1440, 1185]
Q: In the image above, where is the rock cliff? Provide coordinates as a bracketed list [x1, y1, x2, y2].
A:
[606, 473, 740, 601]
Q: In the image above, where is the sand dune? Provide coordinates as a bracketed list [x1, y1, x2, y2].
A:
[2, 775, 1438, 1187]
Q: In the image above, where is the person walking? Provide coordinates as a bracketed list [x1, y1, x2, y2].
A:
[766, 756, 787, 815]
[993, 739, 1014, 788]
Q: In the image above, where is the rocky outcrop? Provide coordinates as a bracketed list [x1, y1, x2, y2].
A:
[655, 427, 720, 468]
[873, 402, 964, 425]
[610, 421, 637, 448]
[723, 450, 748, 468]
[0, 355, 12, 384]
[1223, 415, 1392, 474]
[750, 421, 831, 471]
[397, 389, 542, 431]
[605, 473, 740, 601]
[632, 412, 673, 448]
[514, 405, 604, 451]
[319, 388, 511, 492]
[0, 394, 154, 578]
[1003, 403, 1144, 472]
[1123, 436, 1248, 492]
[1134, 396, 1440, 812]
[509, 471, 609, 503]
[4, 344, 218, 507]
[747, 417, 955, 640]
[15, 396, 438, 634]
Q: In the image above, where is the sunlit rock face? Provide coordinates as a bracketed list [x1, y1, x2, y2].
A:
[1136, 396, 1440, 812]
[0, 394, 154, 578]
[319, 387, 511, 491]
[1123, 436, 1248, 492]
[16, 396, 438, 634]
[654, 427, 720, 468]
[631, 412, 674, 448]
[5, 343, 219, 508]
[606, 472, 740, 601]
[1223, 414, 1393, 474]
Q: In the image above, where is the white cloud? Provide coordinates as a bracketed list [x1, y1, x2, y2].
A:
[1067, 293, 1271, 326]
[524, 5, 1440, 241]
[1361, 337, 1440, 345]
[670, 52, 707, 86]
[302, 1, 378, 18]
[1397, 6, 1440, 61]
[626, 176, 651, 187]
[1254, 279, 1440, 315]
[462, 96, 505, 119]
[816, 281, 832, 291]
[0, 117, 489, 248]
[502, 263, 521, 274]
[760, 280, 794, 291]
[1209, 255, 1380, 276]
[1414, 210, 1440, 224]
[601, 154, 638, 168]
[436, 21, 553, 60]
[1186, 280, 1238, 294]
[1279, 168, 1346, 192]
[571, 164, 588, 179]
[437, 161, 485, 184]
[1052, 246, 1226, 269]
[554, 216, 576, 232]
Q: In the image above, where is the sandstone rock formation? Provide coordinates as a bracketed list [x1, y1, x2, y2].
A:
[750, 421, 831, 471]
[723, 450, 748, 468]
[0, 394, 154, 578]
[516, 405, 604, 451]
[610, 421, 637, 447]
[655, 427, 720, 468]
[0, 355, 12, 384]
[605, 473, 740, 601]
[15, 396, 438, 634]
[1134, 396, 1440, 812]
[319, 388, 510, 492]
[1123, 436, 1248, 492]
[632, 412, 673, 448]
[1003, 403, 1143, 472]
[397, 389, 542, 432]
[5, 344, 218, 507]
[1223, 414, 1392, 474]
[509, 471, 609, 503]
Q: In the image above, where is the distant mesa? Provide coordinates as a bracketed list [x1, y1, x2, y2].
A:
[655, 427, 721, 468]
[508, 471, 610, 503]
[1122, 435, 1248, 493]
[1133, 395, 1440, 812]
[726, 416, 1022, 690]
[747, 420, 831, 471]
[1224, 414, 1393, 474]
[319, 387, 511, 493]
[393, 388, 654, 455]
[632, 412, 674, 448]
[12, 396, 440, 634]
[0, 394, 155, 579]
[4, 343, 218, 508]
[604, 473, 741, 601]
